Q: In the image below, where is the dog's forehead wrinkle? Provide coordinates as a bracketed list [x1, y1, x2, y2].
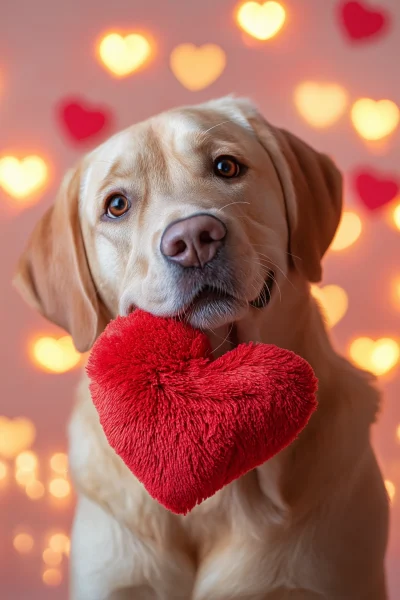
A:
[82, 106, 253, 196]
[155, 108, 244, 142]
[79, 103, 258, 215]
[154, 119, 250, 164]
[81, 130, 137, 198]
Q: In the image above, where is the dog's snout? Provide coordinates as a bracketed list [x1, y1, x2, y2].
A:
[160, 214, 227, 268]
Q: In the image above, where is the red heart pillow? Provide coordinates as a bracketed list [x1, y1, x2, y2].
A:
[87, 310, 317, 514]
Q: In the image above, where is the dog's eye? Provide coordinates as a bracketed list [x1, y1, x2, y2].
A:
[214, 156, 242, 178]
[105, 194, 131, 219]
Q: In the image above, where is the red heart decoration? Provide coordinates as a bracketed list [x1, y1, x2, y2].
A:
[353, 170, 399, 211]
[88, 310, 317, 514]
[339, 1, 389, 41]
[58, 98, 112, 143]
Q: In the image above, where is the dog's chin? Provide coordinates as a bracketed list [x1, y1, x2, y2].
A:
[185, 290, 248, 330]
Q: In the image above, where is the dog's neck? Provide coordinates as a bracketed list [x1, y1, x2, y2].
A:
[209, 270, 335, 386]
[206, 270, 349, 517]
[207, 270, 379, 519]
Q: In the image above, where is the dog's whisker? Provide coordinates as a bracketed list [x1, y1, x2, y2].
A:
[256, 255, 289, 280]
[286, 250, 303, 261]
[254, 254, 296, 291]
[240, 257, 283, 303]
[202, 120, 232, 134]
[217, 201, 251, 212]
[211, 323, 235, 355]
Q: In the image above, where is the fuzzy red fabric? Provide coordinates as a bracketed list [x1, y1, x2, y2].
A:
[87, 310, 318, 515]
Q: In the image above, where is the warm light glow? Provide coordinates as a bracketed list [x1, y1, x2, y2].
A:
[351, 98, 399, 141]
[43, 548, 63, 567]
[31, 335, 82, 374]
[15, 468, 36, 486]
[50, 452, 68, 474]
[170, 44, 226, 91]
[349, 337, 400, 376]
[98, 33, 152, 77]
[372, 341, 400, 375]
[14, 451, 38, 487]
[49, 533, 70, 555]
[396, 424, 400, 442]
[236, 1, 286, 40]
[25, 480, 45, 500]
[311, 285, 348, 328]
[390, 201, 400, 231]
[0, 155, 48, 199]
[385, 479, 396, 503]
[0, 417, 36, 459]
[49, 478, 71, 499]
[0, 460, 8, 481]
[392, 277, 400, 309]
[15, 450, 38, 471]
[13, 533, 34, 554]
[331, 211, 362, 251]
[42, 568, 63, 587]
[294, 82, 348, 128]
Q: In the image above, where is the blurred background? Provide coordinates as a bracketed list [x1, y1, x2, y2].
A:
[0, 0, 399, 598]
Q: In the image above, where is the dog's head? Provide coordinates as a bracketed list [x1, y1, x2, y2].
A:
[14, 97, 342, 352]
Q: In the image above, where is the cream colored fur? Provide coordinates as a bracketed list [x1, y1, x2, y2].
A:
[15, 97, 389, 599]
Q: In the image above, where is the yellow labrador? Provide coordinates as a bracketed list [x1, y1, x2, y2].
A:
[14, 97, 389, 600]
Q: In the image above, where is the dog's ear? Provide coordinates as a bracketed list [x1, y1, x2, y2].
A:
[270, 127, 343, 282]
[13, 166, 108, 352]
[234, 98, 343, 283]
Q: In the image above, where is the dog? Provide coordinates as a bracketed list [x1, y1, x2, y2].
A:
[14, 96, 389, 600]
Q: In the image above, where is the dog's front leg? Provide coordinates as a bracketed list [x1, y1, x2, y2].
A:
[70, 495, 195, 600]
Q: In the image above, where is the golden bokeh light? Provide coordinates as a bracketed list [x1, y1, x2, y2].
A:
[13, 533, 34, 554]
[351, 98, 399, 141]
[43, 548, 63, 567]
[98, 33, 152, 77]
[396, 424, 400, 442]
[15, 468, 36, 487]
[170, 44, 226, 91]
[0, 459, 8, 481]
[49, 478, 71, 499]
[49, 533, 70, 555]
[392, 276, 400, 309]
[294, 82, 348, 128]
[311, 285, 348, 328]
[349, 337, 400, 376]
[0, 155, 48, 199]
[31, 335, 82, 374]
[331, 211, 362, 251]
[236, 1, 286, 41]
[25, 480, 45, 500]
[42, 568, 63, 587]
[15, 450, 38, 471]
[385, 480, 396, 503]
[50, 452, 68, 474]
[0, 416, 36, 459]
[390, 201, 400, 231]
[15, 450, 39, 488]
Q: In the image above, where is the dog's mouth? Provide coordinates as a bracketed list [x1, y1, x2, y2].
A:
[182, 270, 275, 329]
[190, 284, 234, 305]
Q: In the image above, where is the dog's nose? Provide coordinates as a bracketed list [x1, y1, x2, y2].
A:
[160, 214, 227, 268]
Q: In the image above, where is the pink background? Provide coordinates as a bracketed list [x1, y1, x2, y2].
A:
[0, 0, 399, 598]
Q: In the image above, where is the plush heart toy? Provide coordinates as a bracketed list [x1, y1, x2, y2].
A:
[87, 310, 318, 514]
